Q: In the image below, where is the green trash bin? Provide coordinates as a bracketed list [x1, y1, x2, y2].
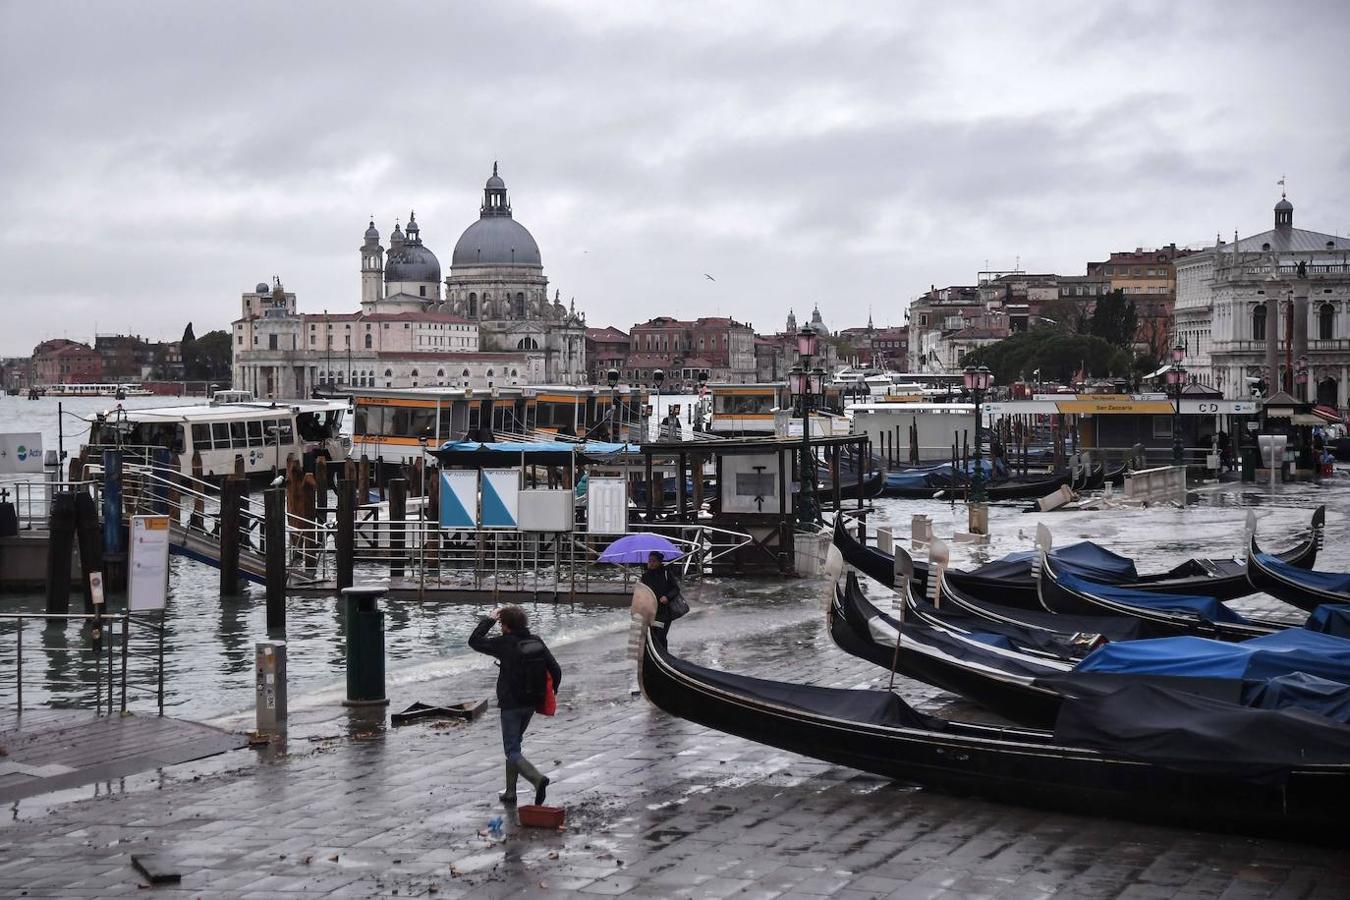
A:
[342, 585, 388, 707]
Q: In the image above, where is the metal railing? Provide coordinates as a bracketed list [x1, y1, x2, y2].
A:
[1, 612, 165, 716]
[100, 462, 754, 592]
[0, 478, 102, 531]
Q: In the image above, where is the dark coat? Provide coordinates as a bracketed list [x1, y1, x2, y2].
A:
[641, 566, 681, 625]
[469, 618, 563, 709]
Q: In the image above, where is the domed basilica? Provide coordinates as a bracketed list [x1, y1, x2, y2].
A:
[358, 164, 587, 384]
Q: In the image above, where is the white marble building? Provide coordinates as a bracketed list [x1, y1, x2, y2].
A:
[232, 164, 586, 398]
[232, 279, 536, 398]
[1175, 195, 1350, 409]
[441, 165, 587, 383]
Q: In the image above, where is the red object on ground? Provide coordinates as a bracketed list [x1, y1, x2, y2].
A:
[518, 805, 566, 828]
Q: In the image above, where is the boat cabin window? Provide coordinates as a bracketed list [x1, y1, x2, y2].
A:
[536, 400, 579, 430]
[230, 421, 247, 446]
[297, 411, 340, 441]
[192, 423, 212, 449]
[212, 422, 231, 447]
[714, 393, 775, 415]
[247, 420, 264, 446]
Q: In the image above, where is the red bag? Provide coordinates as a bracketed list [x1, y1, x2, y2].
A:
[536, 671, 557, 716]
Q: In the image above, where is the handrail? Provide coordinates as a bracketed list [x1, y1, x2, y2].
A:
[2, 611, 166, 716]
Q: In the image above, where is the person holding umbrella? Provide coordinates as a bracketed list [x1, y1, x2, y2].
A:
[640, 550, 686, 645]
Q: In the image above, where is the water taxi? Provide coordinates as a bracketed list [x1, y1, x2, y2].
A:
[332, 385, 651, 467]
[86, 392, 350, 479]
[45, 383, 154, 399]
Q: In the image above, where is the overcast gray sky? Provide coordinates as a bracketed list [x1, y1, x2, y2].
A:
[3, 0, 1348, 354]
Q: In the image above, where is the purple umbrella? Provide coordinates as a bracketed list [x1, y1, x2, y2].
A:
[598, 533, 682, 564]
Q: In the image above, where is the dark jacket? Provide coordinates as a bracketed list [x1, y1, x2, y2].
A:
[469, 618, 563, 709]
[641, 566, 681, 625]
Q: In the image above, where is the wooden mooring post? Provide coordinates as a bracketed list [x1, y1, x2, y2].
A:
[357, 456, 370, 507]
[264, 487, 286, 631]
[45, 491, 77, 616]
[336, 478, 355, 591]
[73, 492, 103, 611]
[219, 476, 243, 597]
[388, 477, 407, 579]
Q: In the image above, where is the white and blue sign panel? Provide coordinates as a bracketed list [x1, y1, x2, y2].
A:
[480, 468, 520, 528]
[439, 469, 479, 529]
[0, 433, 44, 475]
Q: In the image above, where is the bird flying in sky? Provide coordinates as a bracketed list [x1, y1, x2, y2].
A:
[704, 273, 716, 281]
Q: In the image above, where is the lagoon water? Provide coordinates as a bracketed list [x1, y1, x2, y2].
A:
[2, 392, 1346, 724]
[0, 391, 697, 722]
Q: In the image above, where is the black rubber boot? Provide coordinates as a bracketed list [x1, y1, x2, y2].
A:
[516, 757, 550, 806]
[498, 761, 519, 804]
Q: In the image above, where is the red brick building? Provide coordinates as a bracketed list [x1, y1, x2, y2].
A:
[625, 316, 755, 386]
[32, 339, 104, 385]
[584, 326, 630, 384]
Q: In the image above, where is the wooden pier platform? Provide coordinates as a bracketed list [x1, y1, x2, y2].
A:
[0, 708, 246, 804]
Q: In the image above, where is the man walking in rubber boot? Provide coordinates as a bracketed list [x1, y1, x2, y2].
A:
[469, 606, 563, 805]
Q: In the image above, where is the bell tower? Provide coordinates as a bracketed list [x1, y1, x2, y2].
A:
[361, 218, 384, 306]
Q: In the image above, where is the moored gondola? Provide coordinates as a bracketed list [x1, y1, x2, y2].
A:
[638, 621, 1350, 839]
[1037, 551, 1297, 642]
[1246, 535, 1350, 613]
[934, 572, 1154, 642]
[829, 573, 1070, 726]
[821, 466, 886, 501]
[844, 572, 1350, 728]
[835, 507, 1325, 606]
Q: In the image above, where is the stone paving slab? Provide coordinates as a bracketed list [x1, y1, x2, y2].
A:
[0, 582, 1347, 897]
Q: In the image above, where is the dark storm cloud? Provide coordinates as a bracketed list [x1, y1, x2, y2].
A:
[1, 0, 1348, 353]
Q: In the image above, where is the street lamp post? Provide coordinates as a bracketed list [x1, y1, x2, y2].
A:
[794, 326, 819, 527]
[963, 365, 991, 504]
[1167, 342, 1187, 467]
[652, 368, 665, 441]
[606, 367, 621, 441]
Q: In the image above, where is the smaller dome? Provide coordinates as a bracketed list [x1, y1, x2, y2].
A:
[486, 161, 505, 190]
[364, 219, 379, 240]
[1275, 197, 1293, 211]
[255, 282, 270, 294]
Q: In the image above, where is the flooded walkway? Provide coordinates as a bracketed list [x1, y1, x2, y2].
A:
[0, 709, 244, 804]
[1, 579, 1346, 898]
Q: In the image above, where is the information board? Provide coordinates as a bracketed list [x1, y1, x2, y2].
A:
[0, 433, 44, 475]
[439, 469, 479, 528]
[129, 514, 171, 612]
[587, 476, 628, 534]
[480, 468, 520, 528]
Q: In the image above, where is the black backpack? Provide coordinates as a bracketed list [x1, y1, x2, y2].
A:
[514, 636, 550, 702]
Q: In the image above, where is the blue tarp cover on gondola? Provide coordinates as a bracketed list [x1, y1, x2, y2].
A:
[1074, 629, 1350, 684]
[1054, 682, 1350, 780]
[1307, 605, 1350, 638]
[972, 542, 1138, 582]
[1057, 570, 1247, 623]
[1256, 552, 1350, 597]
[1243, 672, 1350, 723]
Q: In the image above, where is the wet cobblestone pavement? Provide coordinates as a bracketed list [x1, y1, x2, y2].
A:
[2, 579, 1349, 898]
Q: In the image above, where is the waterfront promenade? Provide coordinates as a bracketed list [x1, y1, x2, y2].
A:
[1, 584, 1347, 898]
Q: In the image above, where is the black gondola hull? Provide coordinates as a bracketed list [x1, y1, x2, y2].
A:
[1036, 555, 1286, 642]
[829, 577, 1064, 727]
[639, 631, 1350, 839]
[1246, 535, 1345, 613]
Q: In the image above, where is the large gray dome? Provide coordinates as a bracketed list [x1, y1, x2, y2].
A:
[452, 216, 541, 267]
[386, 242, 441, 282]
[385, 211, 441, 282]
